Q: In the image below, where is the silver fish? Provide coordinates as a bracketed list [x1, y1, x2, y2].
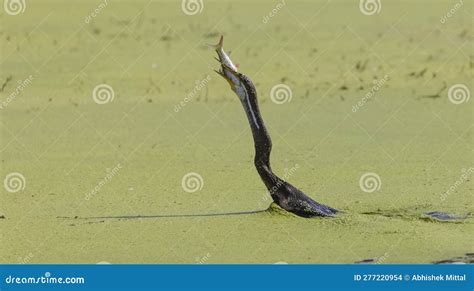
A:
[211, 36, 241, 90]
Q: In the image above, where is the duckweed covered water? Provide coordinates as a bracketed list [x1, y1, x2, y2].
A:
[1, 0, 472, 263]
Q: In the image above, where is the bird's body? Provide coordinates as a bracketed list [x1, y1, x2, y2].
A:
[213, 36, 337, 218]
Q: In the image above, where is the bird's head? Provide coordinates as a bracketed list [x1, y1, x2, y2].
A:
[215, 64, 249, 101]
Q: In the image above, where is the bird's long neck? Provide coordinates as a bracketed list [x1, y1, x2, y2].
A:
[237, 75, 277, 189]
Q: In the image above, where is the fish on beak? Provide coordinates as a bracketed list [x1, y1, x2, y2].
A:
[211, 36, 241, 92]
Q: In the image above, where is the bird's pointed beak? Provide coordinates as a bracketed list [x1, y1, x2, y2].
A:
[218, 63, 240, 91]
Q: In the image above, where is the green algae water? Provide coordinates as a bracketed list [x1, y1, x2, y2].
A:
[0, 0, 472, 264]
